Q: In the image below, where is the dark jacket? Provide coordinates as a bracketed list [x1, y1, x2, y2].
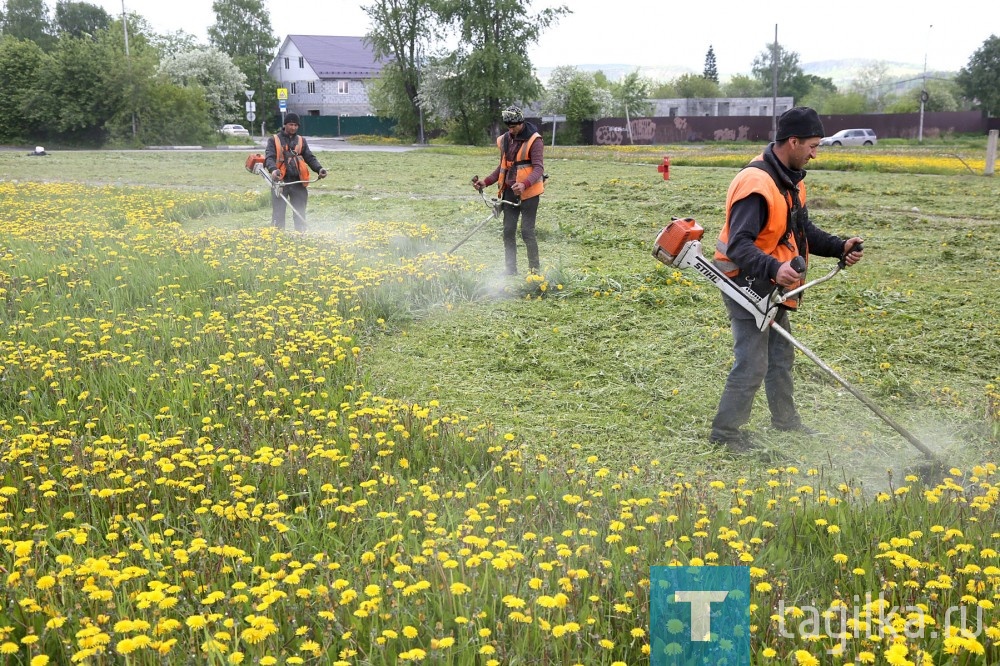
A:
[724, 143, 846, 294]
[264, 131, 323, 182]
[481, 121, 544, 193]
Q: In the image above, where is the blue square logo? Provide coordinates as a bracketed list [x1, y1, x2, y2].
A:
[650, 566, 750, 665]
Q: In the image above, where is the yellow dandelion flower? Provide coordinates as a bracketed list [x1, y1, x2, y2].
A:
[794, 649, 819, 666]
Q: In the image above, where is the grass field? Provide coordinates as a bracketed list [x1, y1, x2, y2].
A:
[1, 142, 998, 665]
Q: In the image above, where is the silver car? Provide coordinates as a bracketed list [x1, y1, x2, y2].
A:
[220, 124, 250, 137]
[819, 129, 877, 146]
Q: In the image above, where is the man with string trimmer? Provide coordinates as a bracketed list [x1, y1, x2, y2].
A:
[471, 105, 545, 275]
[706, 107, 864, 452]
[264, 112, 327, 232]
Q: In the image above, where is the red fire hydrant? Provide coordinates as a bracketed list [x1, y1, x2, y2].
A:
[657, 155, 670, 180]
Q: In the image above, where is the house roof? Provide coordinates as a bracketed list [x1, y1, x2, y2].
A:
[284, 35, 383, 79]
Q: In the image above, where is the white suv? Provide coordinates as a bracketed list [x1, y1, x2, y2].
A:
[820, 129, 877, 146]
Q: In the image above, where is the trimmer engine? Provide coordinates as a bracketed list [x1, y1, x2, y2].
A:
[652, 217, 778, 331]
[652, 217, 704, 265]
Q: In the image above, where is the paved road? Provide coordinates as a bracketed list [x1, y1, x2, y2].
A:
[2, 138, 421, 153]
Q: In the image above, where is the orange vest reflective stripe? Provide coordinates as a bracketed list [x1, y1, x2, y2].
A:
[273, 134, 309, 186]
[713, 153, 808, 308]
[497, 132, 544, 199]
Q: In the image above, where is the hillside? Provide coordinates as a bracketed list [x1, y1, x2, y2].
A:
[537, 58, 954, 89]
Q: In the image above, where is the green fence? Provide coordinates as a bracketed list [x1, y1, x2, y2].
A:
[298, 116, 396, 138]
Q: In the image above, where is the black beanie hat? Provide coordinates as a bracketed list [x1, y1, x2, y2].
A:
[284, 112, 300, 125]
[775, 107, 824, 141]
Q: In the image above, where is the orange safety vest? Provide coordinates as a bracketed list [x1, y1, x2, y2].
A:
[713, 154, 808, 308]
[273, 134, 309, 185]
[496, 132, 544, 199]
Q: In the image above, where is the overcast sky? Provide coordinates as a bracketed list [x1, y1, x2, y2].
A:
[98, 0, 991, 77]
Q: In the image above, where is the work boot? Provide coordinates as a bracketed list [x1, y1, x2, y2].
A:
[709, 430, 756, 454]
[772, 423, 820, 436]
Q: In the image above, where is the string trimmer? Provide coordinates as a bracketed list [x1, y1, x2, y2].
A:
[652, 217, 943, 467]
[447, 177, 521, 254]
[245, 153, 322, 228]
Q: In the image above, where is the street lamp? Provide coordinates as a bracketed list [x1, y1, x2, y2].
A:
[918, 24, 932, 143]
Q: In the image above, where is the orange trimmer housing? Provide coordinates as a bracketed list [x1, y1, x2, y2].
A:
[652, 217, 704, 266]
[245, 153, 266, 173]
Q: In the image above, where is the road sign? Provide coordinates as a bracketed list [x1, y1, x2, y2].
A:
[246, 111, 257, 122]
[276, 88, 288, 100]
[245, 90, 255, 101]
[278, 100, 287, 112]
[245, 101, 256, 112]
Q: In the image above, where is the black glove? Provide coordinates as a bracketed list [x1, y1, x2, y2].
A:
[318, 168, 328, 179]
[472, 178, 484, 192]
[271, 170, 281, 181]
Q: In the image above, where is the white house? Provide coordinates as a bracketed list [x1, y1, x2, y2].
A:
[267, 35, 384, 117]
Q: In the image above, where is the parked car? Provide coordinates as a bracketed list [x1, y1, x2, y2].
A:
[220, 124, 250, 137]
[819, 129, 877, 146]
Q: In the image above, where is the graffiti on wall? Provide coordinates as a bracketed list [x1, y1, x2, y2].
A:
[595, 119, 659, 145]
[631, 119, 656, 142]
[713, 125, 751, 141]
[596, 126, 627, 145]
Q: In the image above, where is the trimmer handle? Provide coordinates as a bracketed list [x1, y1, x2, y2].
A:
[838, 241, 864, 268]
[790, 256, 806, 275]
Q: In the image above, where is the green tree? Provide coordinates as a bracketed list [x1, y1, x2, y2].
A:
[53, 0, 109, 38]
[849, 61, 893, 111]
[1, 0, 54, 49]
[541, 65, 611, 124]
[721, 73, 766, 97]
[0, 36, 47, 141]
[703, 44, 718, 83]
[434, 0, 569, 143]
[673, 73, 720, 98]
[150, 29, 202, 58]
[561, 75, 601, 144]
[884, 79, 961, 113]
[159, 47, 247, 126]
[956, 35, 1000, 117]
[364, 0, 439, 141]
[113, 77, 215, 145]
[751, 42, 811, 101]
[800, 88, 867, 114]
[208, 0, 277, 97]
[649, 80, 677, 98]
[27, 33, 111, 142]
[610, 70, 653, 117]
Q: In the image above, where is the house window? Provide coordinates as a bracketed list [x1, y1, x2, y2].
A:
[299, 56, 304, 68]
[283, 57, 289, 69]
[289, 82, 297, 94]
[338, 80, 349, 95]
[307, 81, 316, 94]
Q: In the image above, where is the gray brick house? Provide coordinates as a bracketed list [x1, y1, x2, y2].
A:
[267, 35, 383, 117]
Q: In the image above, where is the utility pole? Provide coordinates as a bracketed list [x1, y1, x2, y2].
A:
[918, 24, 932, 143]
[771, 24, 778, 139]
[122, 0, 136, 138]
